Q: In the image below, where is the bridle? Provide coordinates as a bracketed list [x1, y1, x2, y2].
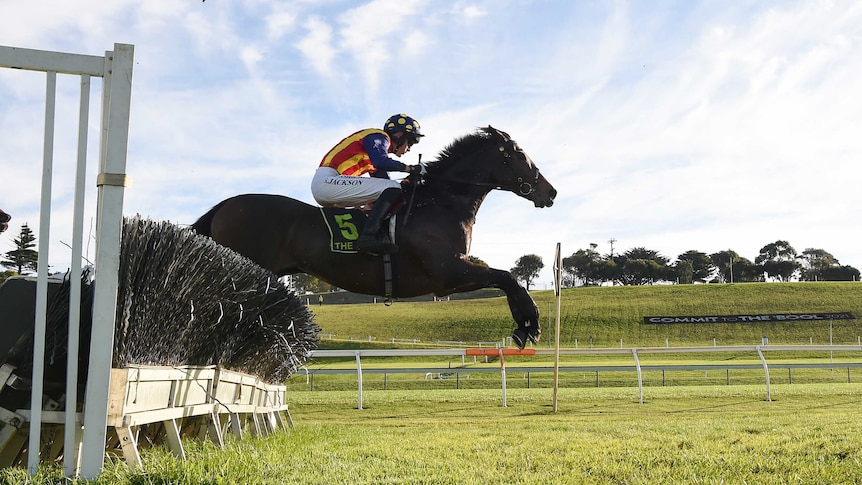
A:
[421, 139, 540, 197]
[498, 142, 540, 196]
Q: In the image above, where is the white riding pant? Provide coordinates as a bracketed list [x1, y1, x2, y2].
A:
[311, 166, 401, 207]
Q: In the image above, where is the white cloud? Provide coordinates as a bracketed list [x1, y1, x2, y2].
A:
[296, 16, 337, 77]
[3, 0, 862, 287]
[265, 8, 298, 41]
[455, 4, 487, 22]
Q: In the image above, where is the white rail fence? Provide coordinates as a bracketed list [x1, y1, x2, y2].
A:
[0, 43, 133, 478]
[306, 345, 862, 408]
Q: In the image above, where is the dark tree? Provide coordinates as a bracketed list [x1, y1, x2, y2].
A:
[675, 260, 694, 284]
[1, 223, 39, 274]
[511, 254, 544, 290]
[821, 265, 860, 282]
[615, 247, 671, 285]
[709, 250, 740, 283]
[562, 243, 604, 286]
[797, 248, 838, 281]
[676, 250, 715, 283]
[755, 240, 800, 281]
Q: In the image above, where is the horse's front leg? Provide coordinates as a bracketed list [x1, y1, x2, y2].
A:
[503, 282, 541, 349]
[429, 260, 540, 349]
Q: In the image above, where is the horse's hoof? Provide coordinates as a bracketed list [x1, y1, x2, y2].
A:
[512, 329, 528, 350]
[527, 327, 541, 345]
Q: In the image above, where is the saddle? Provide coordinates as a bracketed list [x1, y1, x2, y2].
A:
[320, 208, 396, 253]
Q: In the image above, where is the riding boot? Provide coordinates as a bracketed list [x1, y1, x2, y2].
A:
[356, 188, 401, 255]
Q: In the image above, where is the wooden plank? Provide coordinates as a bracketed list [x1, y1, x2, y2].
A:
[0, 424, 25, 467]
[228, 413, 243, 439]
[0, 45, 105, 76]
[162, 419, 185, 460]
[114, 427, 142, 469]
[206, 412, 224, 448]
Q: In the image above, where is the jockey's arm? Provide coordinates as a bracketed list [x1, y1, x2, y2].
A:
[363, 132, 408, 179]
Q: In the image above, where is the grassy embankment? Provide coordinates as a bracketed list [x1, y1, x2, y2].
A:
[296, 282, 862, 392]
[311, 282, 862, 347]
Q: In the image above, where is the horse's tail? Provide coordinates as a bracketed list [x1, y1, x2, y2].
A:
[191, 200, 229, 237]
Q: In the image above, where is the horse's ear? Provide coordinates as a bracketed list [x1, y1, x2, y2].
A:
[486, 125, 511, 141]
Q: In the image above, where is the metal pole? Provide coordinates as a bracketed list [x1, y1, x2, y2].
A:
[499, 348, 507, 408]
[355, 351, 363, 410]
[633, 349, 643, 404]
[756, 346, 771, 402]
[28, 70, 57, 475]
[552, 243, 562, 412]
[64, 72, 91, 476]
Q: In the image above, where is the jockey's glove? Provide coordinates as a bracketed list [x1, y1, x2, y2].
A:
[409, 163, 427, 177]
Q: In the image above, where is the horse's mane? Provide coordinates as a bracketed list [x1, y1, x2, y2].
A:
[426, 127, 496, 175]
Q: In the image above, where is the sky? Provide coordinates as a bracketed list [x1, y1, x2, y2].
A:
[1, 0, 860, 290]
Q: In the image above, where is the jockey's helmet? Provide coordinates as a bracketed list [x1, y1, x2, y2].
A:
[384, 114, 424, 144]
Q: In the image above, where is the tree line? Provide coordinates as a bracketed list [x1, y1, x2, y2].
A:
[508, 240, 860, 289]
[5, 221, 857, 292]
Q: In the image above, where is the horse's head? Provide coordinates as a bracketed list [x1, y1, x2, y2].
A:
[483, 126, 557, 208]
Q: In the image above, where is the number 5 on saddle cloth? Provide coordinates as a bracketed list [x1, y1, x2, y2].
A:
[319, 208, 397, 254]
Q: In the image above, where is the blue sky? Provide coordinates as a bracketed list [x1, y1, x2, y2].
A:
[1, 0, 861, 288]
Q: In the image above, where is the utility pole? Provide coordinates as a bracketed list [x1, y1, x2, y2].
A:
[608, 237, 616, 258]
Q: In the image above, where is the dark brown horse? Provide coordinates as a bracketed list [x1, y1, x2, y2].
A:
[192, 127, 557, 348]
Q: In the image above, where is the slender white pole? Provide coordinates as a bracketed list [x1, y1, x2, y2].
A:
[355, 352, 363, 410]
[64, 73, 91, 476]
[552, 243, 562, 413]
[499, 348, 507, 407]
[28, 70, 56, 475]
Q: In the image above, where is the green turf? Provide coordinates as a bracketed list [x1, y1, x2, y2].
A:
[8, 385, 862, 484]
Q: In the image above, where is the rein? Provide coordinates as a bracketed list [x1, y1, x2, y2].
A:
[423, 144, 541, 197]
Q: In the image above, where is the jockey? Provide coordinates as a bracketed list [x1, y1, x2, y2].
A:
[311, 114, 426, 255]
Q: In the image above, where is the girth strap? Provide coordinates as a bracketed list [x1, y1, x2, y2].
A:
[382, 253, 394, 305]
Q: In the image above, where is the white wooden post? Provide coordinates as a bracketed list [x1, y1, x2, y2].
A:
[80, 43, 134, 479]
[355, 351, 364, 410]
[552, 243, 561, 412]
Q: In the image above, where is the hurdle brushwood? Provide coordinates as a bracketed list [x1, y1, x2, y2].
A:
[112, 216, 318, 380]
[0, 216, 318, 468]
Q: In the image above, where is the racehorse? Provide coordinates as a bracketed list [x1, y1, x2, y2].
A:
[192, 126, 557, 348]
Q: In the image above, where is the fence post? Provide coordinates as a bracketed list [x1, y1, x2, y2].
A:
[80, 43, 134, 479]
[632, 349, 643, 404]
[355, 351, 363, 410]
[755, 346, 771, 402]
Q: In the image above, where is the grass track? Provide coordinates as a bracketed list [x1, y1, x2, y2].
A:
[6, 385, 862, 484]
[5, 283, 862, 483]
